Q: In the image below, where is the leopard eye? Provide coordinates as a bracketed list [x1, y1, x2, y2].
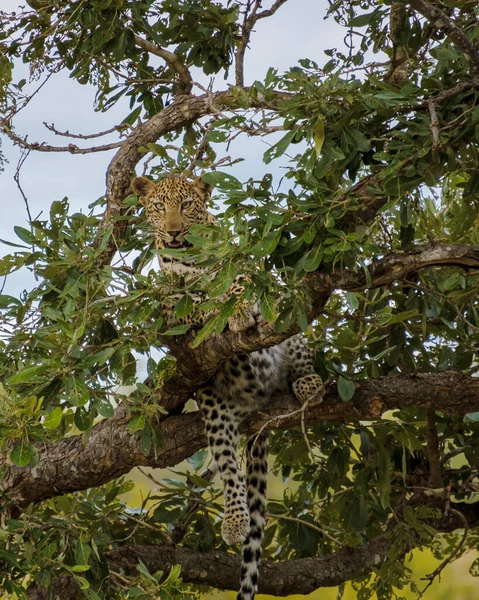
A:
[182, 199, 193, 210]
[155, 202, 166, 212]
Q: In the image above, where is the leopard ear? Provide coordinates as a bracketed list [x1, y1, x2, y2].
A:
[192, 177, 213, 198]
[131, 176, 156, 205]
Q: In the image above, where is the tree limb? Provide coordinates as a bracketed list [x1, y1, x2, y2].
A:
[2, 370, 479, 514]
[235, 0, 289, 86]
[407, 0, 479, 73]
[27, 497, 479, 598]
[133, 34, 193, 95]
[105, 495, 479, 595]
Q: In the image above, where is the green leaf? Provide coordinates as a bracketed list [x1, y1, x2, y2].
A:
[349, 11, 377, 27]
[192, 316, 221, 348]
[14, 226, 36, 245]
[74, 540, 92, 567]
[68, 565, 91, 573]
[0, 295, 22, 308]
[10, 440, 34, 466]
[8, 365, 48, 385]
[163, 324, 192, 336]
[337, 376, 355, 402]
[275, 306, 295, 333]
[95, 399, 114, 419]
[202, 171, 242, 190]
[346, 292, 359, 310]
[175, 295, 194, 318]
[0, 253, 28, 277]
[313, 115, 325, 157]
[264, 130, 296, 164]
[252, 231, 280, 257]
[260, 295, 276, 322]
[43, 406, 63, 430]
[136, 559, 158, 582]
[298, 245, 323, 272]
[187, 448, 208, 471]
[122, 106, 142, 125]
[127, 413, 146, 434]
[208, 261, 238, 296]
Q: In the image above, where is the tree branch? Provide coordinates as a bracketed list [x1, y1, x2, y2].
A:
[105, 495, 479, 595]
[3, 371, 479, 514]
[0, 117, 124, 153]
[133, 34, 193, 95]
[235, 0, 289, 86]
[4, 242, 479, 512]
[98, 87, 292, 265]
[27, 497, 479, 599]
[407, 0, 479, 73]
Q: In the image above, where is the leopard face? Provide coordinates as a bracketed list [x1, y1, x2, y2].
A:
[131, 176, 214, 249]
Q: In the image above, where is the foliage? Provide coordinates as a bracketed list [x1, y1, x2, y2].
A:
[1, 0, 479, 598]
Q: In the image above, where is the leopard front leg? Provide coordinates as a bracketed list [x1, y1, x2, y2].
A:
[285, 334, 325, 406]
[197, 386, 250, 545]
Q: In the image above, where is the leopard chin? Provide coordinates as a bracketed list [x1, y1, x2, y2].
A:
[165, 240, 192, 249]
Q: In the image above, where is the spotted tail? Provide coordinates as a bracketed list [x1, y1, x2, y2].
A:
[237, 431, 269, 600]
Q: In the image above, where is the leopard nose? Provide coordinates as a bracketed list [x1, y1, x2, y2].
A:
[168, 230, 181, 238]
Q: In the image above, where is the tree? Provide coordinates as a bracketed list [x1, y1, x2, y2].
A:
[1, 0, 479, 597]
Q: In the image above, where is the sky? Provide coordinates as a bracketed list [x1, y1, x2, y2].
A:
[0, 0, 346, 296]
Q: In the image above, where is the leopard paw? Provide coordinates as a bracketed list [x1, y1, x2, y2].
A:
[221, 509, 250, 545]
[293, 374, 325, 406]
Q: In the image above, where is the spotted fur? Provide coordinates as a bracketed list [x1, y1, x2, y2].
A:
[132, 175, 325, 600]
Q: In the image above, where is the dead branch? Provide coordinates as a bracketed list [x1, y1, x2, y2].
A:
[0, 117, 124, 153]
[43, 122, 130, 140]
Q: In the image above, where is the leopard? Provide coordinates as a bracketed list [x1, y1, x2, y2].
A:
[131, 175, 325, 600]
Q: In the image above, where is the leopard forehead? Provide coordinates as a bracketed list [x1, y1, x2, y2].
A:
[148, 178, 205, 207]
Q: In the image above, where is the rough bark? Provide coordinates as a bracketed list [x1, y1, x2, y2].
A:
[27, 497, 479, 599]
[2, 370, 479, 513]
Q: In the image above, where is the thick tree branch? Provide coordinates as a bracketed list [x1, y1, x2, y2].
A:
[307, 243, 479, 294]
[2, 371, 479, 513]
[408, 0, 479, 73]
[133, 34, 193, 95]
[27, 497, 479, 599]
[106, 495, 479, 594]
[3, 243, 479, 512]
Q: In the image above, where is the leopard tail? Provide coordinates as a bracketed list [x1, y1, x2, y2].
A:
[237, 430, 269, 600]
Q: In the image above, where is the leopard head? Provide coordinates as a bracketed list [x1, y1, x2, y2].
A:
[131, 176, 214, 249]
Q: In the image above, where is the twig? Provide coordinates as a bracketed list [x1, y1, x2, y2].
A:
[0, 117, 124, 153]
[404, 280, 479, 332]
[124, 512, 172, 543]
[419, 508, 469, 596]
[426, 407, 443, 488]
[171, 462, 218, 544]
[267, 512, 345, 547]
[43, 122, 130, 140]
[13, 150, 33, 225]
[428, 99, 441, 149]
